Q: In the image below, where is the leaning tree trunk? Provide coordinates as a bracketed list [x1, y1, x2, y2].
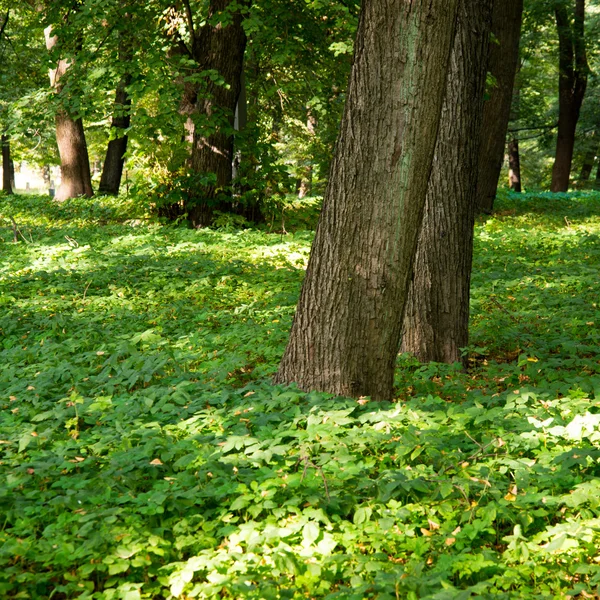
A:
[475, 0, 523, 214]
[401, 0, 493, 365]
[180, 0, 248, 227]
[99, 75, 132, 195]
[44, 26, 93, 200]
[1, 135, 13, 194]
[275, 0, 460, 401]
[551, 0, 588, 192]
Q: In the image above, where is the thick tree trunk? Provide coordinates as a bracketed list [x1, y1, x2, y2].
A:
[2, 135, 13, 194]
[180, 0, 248, 227]
[274, 0, 460, 401]
[475, 0, 523, 214]
[401, 0, 493, 365]
[44, 26, 93, 200]
[551, 0, 588, 192]
[99, 74, 132, 195]
[508, 138, 522, 192]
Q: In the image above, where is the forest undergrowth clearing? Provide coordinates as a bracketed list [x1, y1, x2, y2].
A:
[1, 191, 600, 599]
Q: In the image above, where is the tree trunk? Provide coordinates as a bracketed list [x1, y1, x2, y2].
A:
[99, 74, 132, 195]
[179, 0, 248, 227]
[274, 0, 460, 401]
[2, 135, 13, 194]
[401, 0, 493, 365]
[595, 158, 600, 190]
[551, 0, 588, 192]
[44, 26, 93, 200]
[475, 0, 523, 214]
[579, 136, 596, 183]
[508, 138, 522, 192]
[298, 112, 317, 198]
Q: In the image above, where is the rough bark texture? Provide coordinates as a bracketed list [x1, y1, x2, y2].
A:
[179, 0, 248, 227]
[99, 34, 132, 195]
[551, 0, 588, 192]
[44, 26, 93, 201]
[475, 0, 523, 214]
[274, 0, 459, 401]
[401, 0, 493, 365]
[508, 138, 522, 192]
[2, 135, 13, 194]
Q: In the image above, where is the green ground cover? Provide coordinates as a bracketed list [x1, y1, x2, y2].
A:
[1, 192, 600, 599]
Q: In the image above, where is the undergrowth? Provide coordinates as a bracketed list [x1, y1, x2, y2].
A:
[1, 191, 600, 599]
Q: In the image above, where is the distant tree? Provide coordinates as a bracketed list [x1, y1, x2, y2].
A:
[401, 0, 493, 365]
[275, 0, 460, 401]
[1, 134, 12, 194]
[99, 21, 133, 196]
[551, 0, 589, 192]
[44, 13, 93, 200]
[476, 0, 523, 214]
[173, 0, 249, 227]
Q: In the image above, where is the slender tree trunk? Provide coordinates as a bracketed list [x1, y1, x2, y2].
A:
[44, 26, 93, 200]
[594, 159, 600, 190]
[475, 0, 523, 214]
[508, 138, 522, 192]
[551, 0, 588, 192]
[298, 112, 317, 198]
[401, 0, 493, 365]
[579, 136, 597, 183]
[2, 135, 13, 194]
[99, 74, 132, 195]
[179, 0, 248, 227]
[275, 0, 460, 401]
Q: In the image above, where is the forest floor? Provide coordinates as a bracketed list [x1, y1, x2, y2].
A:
[1, 191, 600, 599]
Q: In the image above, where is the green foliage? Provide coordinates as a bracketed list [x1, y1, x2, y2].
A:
[2, 192, 600, 598]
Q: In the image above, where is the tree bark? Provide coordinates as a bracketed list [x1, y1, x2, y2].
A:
[508, 138, 522, 192]
[401, 0, 493, 365]
[44, 25, 93, 201]
[551, 0, 588, 192]
[298, 112, 317, 199]
[579, 135, 597, 183]
[274, 0, 459, 401]
[2, 135, 13, 194]
[179, 0, 248, 227]
[475, 0, 523, 214]
[99, 74, 132, 195]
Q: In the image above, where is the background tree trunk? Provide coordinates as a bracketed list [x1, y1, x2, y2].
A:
[551, 0, 588, 192]
[99, 31, 133, 196]
[401, 0, 493, 365]
[44, 26, 93, 201]
[508, 138, 522, 191]
[579, 135, 597, 183]
[2, 135, 13, 194]
[475, 0, 523, 214]
[180, 0, 248, 227]
[275, 0, 459, 401]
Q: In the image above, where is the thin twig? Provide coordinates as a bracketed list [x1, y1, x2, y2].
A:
[298, 455, 331, 502]
[489, 296, 536, 340]
[9, 217, 29, 243]
[82, 281, 92, 303]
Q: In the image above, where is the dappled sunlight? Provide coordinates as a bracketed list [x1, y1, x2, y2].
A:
[2, 193, 600, 597]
